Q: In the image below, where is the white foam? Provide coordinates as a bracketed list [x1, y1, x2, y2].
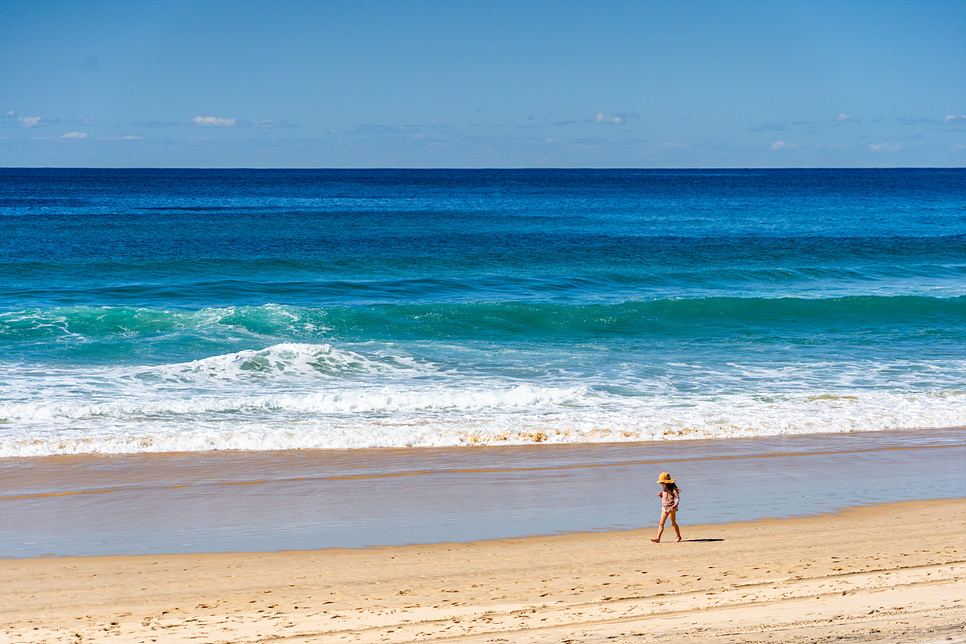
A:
[3, 341, 965, 457]
[0, 382, 585, 419]
[2, 387, 964, 457]
[150, 342, 426, 383]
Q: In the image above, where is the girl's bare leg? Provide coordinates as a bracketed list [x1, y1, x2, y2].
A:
[669, 509, 682, 542]
[651, 510, 669, 542]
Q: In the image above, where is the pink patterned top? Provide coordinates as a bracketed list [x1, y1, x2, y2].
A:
[659, 488, 680, 511]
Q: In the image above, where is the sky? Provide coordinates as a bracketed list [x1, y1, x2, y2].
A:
[1, 0, 964, 168]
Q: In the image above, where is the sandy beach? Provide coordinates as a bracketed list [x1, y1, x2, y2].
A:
[3, 498, 964, 644]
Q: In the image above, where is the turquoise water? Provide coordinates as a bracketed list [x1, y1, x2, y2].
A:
[1, 168, 964, 456]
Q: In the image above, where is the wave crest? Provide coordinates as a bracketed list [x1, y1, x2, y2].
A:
[3, 296, 965, 350]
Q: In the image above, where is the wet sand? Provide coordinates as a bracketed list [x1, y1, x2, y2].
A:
[2, 499, 965, 643]
[2, 427, 965, 557]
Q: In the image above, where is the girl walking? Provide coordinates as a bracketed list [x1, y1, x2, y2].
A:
[651, 472, 681, 543]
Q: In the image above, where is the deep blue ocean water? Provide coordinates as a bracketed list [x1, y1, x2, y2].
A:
[1, 168, 964, 456]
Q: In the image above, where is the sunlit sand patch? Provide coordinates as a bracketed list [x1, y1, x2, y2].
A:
[2, 499, 964, 644]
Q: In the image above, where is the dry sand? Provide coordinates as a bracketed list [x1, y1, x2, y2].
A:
[2, 498, 964, 644]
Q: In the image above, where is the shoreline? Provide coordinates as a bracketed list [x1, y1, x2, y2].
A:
[3, 498, 964, 643]
[4, 423, 962, 462]
[3, 426, 965, 558]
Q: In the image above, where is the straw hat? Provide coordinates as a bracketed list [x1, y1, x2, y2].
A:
[657, 472, 676, 484]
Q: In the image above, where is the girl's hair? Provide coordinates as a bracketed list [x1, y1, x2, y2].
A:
[663, 482, 680, 493]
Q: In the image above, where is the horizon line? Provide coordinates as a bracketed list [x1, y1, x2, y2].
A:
[2, 165, 962, 171]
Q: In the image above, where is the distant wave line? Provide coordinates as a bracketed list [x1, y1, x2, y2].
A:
[4, 295, 965, 340]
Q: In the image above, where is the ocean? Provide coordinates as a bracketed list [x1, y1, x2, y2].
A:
[1, 168, 964, 458]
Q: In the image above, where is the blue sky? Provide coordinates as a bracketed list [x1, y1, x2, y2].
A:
[2, 0, 964, 168]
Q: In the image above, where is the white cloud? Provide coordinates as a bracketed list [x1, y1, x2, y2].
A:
[595, 113, 624, 125]
[834, 113, 859, 122]
[869, 142, 902, 152]
[943, 115, 966, 125]
[192, 116, 237, 127]
[61, 131, 87, 139]
[122, 135, 142, 140]
[770, 140, 798, 151]
[19, 116, 45, 128]
[4, 110, 15, 117]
